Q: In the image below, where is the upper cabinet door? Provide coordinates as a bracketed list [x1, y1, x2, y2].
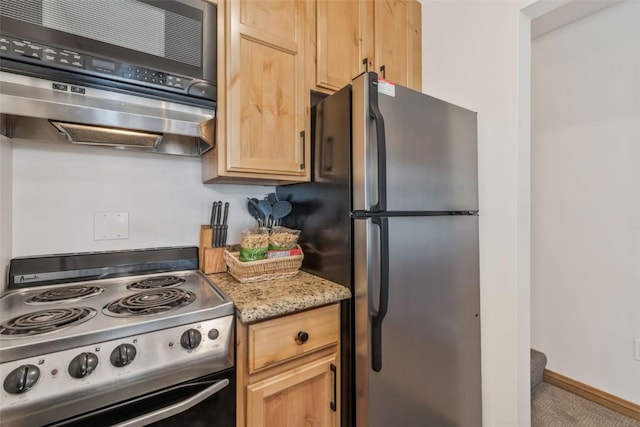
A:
[313, 0, 364, 92]
[372, 0, 421, 91]
[226, 0, 309, 178]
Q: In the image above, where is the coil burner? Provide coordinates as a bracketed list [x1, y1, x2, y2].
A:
[26, 286, 104, 304]
[104, 289, 196, 317]
[0, 308, 96, 337]
[127, 275, 186, 290]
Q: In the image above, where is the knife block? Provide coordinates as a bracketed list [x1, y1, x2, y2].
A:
[199, 225, 227, 274]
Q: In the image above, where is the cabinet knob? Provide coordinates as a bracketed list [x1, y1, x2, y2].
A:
[296, 331, 309, 344]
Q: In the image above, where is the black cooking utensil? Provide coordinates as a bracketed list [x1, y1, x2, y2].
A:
[221, 202, 229, 247]
[271, 200, 292, 227]
[267, 192, 278, 205]
[247, 198, 261, 226]
[258, 200, 272, 228]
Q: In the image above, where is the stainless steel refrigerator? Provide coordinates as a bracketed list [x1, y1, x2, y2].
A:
[277, 72, 481, 427]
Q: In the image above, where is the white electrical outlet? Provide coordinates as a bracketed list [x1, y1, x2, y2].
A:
[635, 338, 640, 361]
[94, 212, 129, 240]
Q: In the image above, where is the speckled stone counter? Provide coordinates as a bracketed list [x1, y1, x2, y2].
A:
[207, 271, 351, 324]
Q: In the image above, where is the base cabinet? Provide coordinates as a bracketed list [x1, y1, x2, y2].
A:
[236, 304, 341, 427]
[246, 354, 338, 427]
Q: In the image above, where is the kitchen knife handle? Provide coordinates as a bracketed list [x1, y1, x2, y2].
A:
[210, 202, 219, 247]
[368, 73, 387, 212]
[222, 202, 229, 225]
[215, 200, 222, 225]
[370, 217, 389, 372]
[214, 201, 222, 247]
[210, 202, 218, 227]
[221, 202, 230, 247]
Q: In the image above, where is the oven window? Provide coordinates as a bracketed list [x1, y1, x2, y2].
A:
[48, 368, 235, 427]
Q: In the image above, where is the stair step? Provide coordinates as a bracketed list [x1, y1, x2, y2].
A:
[531, 349, 547, 390]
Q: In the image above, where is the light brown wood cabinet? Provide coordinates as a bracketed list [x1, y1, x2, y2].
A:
[236, 304, 341, 427]
[367, 0, 422, 90]
[203, 0, 310, 183]
[307, 0, 366, 93]
[308, 0, 422, 94]
[203, 0, 421, 183]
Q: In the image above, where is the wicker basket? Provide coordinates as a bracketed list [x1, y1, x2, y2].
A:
[223, 247, 304, 283]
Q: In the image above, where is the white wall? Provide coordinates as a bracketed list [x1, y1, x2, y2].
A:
[8, 139, 272, 289]
[0, 136, 12, 279]
[531, 0, 640, 403]
[422, 1, 532, 425]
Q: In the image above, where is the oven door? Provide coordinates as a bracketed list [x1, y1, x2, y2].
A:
[47, 368, 235, 427]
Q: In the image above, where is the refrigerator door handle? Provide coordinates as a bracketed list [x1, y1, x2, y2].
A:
[323, 136, 334, 173]
[370, 217, 389, 372]
[368, 73, 387, 212]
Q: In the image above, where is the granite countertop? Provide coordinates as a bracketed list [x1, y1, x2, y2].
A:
[207, 271, 351, 324]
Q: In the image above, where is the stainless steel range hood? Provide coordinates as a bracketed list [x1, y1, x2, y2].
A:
[0, 72, 215, 156]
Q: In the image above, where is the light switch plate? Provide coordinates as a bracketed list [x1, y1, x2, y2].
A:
[94, 212, 129, 240]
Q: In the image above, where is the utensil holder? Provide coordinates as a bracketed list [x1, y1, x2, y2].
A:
[199, 225, 227, 274]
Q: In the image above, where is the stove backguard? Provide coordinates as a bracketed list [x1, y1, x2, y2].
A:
[7, 247, 199, 289]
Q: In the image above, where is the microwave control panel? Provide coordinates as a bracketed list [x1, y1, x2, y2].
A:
[0, 34, 204, 97]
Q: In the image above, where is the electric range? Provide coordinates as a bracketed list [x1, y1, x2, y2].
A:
[0, 247, 235, 427]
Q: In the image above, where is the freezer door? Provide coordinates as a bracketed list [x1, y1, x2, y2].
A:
[354, 216, 482, 427]
[352, 73, 478, 212]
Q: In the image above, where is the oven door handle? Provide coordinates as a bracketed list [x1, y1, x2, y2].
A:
[113, 378, 230, 427]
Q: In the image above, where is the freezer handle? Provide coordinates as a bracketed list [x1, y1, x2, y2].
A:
[370, 217, 389, 372]
[368, 72, 387, 212]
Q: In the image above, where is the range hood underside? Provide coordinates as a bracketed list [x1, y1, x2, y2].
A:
[0, 72, 215, 156]
[1, 115, 213, 156]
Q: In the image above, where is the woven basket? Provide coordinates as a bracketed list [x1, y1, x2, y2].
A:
[223, 247, 304, 283]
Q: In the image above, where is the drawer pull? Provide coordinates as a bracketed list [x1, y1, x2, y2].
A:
[296, 331, 309, 344]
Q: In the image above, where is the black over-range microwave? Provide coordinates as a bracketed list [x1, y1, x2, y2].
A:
[0, 0, 216, 107]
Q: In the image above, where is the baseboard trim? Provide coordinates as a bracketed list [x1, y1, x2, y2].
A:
[543, 369, 640, 421]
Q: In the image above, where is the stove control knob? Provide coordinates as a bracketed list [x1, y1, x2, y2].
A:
[69, 352, 99, 378]
[4, 364, 40, 394]
[208, 329, 219, 340]
[180, 329, 202, 350]
[110, 344, 136, 367]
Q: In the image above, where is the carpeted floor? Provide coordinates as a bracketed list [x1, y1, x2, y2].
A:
[532, 383, 640, 426]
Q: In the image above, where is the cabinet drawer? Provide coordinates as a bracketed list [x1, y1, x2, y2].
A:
[248, 303, 339, 373]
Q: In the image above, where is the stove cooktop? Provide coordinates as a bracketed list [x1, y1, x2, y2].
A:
[0, 270, 234, 363]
